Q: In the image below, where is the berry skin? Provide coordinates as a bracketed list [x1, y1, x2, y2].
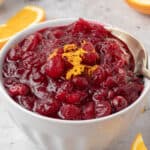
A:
[82, 102, 95, 120]
[8, 83, 29, 97]
[45, 55, 64, 79]
[59, 104, 81, 120]
[34, 99, 61, 116]
[72, 76, 88, 89]
[95, 101, 111, 118]
[111, 96, 128, 111]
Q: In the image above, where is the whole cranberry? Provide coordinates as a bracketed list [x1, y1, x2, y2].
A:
[8, 83, 29, 97]
[92, 89, 108, 102]
[95, 101, 111, 118]
[92, 67, 107, 85]
[7, 47, 22, 61]
[82, 52, 99, 65]
[111, 96, 128, 111]
[34, 99, 61, 116]
[55, 81, 73, 102]
[72, 76, 88, 89]
[22, 33, 40, 51]
[82, 102, 95, 119]
[81, 41, 95, 52]
[16, 95, 36, 110]
[45, 55, 64, 79]
[66, 91, 87, 104]
[59, 104, 81, 120]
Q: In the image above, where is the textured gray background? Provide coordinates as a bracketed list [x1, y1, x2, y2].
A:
[0, 0, 150, 150]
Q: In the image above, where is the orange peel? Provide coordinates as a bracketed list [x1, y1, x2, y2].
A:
[125, 0, 150, 14]
[0, 6, 46, 49]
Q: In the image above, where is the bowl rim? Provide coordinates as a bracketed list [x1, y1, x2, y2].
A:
[0, 18, 149, 125]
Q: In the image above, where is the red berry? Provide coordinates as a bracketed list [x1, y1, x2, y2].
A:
[95, 101, 111, 118]
[17, 96, 36, 110]
[92, 89, 108, 102]
[82, 41, 95, 51]
[82, 52, 99, 65]
[111, 96, 128, 111]
[22, 33, 40, 51]
[8, 83, 29, 97]
[82, 102, 95, 119]
[72, 76, 88, 89]
[34, 99, 61, 116]
[59, 104, 81, 120]
[92, 67, 107, 85]
[45, 55, 64, 79]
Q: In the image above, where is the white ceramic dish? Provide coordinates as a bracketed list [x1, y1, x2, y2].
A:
[0, 18, 150, 150]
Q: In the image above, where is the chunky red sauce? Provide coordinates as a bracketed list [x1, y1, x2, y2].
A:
[2, 19, 144, 120]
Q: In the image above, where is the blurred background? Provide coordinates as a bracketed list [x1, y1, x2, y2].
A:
[0, 0, 150, 150]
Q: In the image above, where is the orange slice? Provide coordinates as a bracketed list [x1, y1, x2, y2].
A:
[0, 6, 46, 48]
[131, 133, 148, 150]
[125, 0, 150, 14]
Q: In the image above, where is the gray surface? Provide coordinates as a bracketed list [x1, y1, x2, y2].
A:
[0, 0, 150, 150]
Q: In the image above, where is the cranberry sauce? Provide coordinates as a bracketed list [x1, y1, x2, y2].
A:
[2, 19, 144, 120]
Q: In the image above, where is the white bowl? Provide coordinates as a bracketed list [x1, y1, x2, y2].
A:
[0, 18, 150, 150]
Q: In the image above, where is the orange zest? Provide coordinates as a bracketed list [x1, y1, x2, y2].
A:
[131, 133, 148, 150]
[0, 6, 46, 49]
[125, 0, 150, 14]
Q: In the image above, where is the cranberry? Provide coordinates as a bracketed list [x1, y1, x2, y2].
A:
[104, 77, 117, 88]
[7, 47, 22, 61]
[82, 41, 95, 51]
[3, 62, 18, 78]
[66, 91, 87, 104]
[22, 51, 46, 69]
[8, 83, 29, 97]
[59, 104, 81, 120]
[55, 81, 73, 101]
[45, 55, 64, 79]
[111, 96, 128, 111]
[92, 67, 107, 85]
[82, 52, 99, 65]
[34, 99, 61, 116]
[72, 76, 88, 89]
[95, 101, 112, 118]
[4, 78, 18, 88]
[16, 95, 36, 110]
[82, 102, 95, 119]
[92, 89, 108, 102]
[22, 33, 40, 51]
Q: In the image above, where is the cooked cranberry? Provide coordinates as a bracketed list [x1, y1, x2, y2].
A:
[34, 99, 61, 116]
[104, 77, 117, 88]
[7, 47, 22, 61]
[45, 55, 64, 79]
[66, 91, 87, 104]
[95, 101, 111, 118]
[82, 52, 99, 65]
[92, 89, 108, 102]
[16, 96, 36, 110]
[92, 67, 107, 85]
[59, 104, 81, 120]
[82, 102, 95, 119]
[72, 76, 88, 89]
[3, 62, 18, 78]
[8, 83, 29, 97]
[22, 33, 40, 51]
[82, 41, 95, 51]
[111, 96, 128, 111]
[4, 78, 18, 88]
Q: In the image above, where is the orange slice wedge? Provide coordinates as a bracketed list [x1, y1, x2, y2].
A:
[131, 134, 148, 150]
[0, 6, 46, 48]
[125, 0, 150, 14]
